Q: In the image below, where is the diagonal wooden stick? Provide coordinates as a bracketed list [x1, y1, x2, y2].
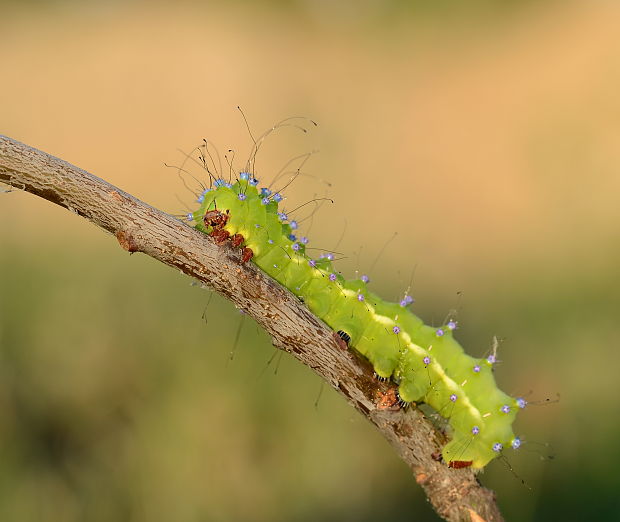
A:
[0, 134, 503, 522]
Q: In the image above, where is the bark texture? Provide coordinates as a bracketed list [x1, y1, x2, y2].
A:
[0, 134, 504, 522]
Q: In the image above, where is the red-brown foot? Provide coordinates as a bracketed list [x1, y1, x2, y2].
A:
[213, 229, 230, 245]
[448, 460, 473, 469]
[241, 247, 253, 263]
[231, 233, 245, 248]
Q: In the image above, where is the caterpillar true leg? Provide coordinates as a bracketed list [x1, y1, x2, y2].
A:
[231, 233, 245, 248]
[241, 247, 254, 263]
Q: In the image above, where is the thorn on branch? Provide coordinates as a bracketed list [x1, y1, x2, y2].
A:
[116, 230, 140, 253]
[375, 387, 400, 411]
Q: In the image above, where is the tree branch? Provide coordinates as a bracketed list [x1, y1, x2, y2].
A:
[0, 135, 503, 522]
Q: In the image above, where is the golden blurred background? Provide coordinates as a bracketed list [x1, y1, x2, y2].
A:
[1, 1, 619, 520]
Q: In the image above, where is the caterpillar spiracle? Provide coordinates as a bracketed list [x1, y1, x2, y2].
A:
[189, 172, 524, 469]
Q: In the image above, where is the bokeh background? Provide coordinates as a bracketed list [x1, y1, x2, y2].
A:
[1, 1, 619, 520]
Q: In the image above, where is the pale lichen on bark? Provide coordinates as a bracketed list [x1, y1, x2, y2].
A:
[0, 135, 504, 522]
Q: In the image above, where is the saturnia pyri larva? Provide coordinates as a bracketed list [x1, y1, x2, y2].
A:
[189, 170, 524, 469]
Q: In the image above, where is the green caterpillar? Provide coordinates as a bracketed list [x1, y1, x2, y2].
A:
[190, 174, 524, 469]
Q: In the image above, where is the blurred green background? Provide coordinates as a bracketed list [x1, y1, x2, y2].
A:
[1, 1, 619, 520]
